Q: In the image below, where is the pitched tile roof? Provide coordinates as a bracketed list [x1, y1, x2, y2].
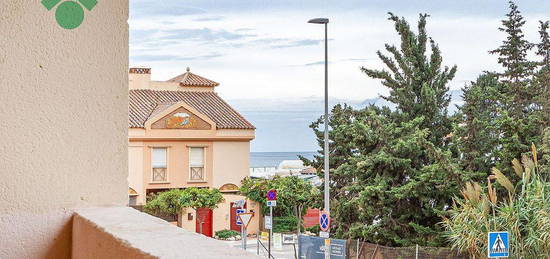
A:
[166, 68, 220, 87]
[129, 89, 255, 130]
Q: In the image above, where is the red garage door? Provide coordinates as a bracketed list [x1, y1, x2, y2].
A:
[196, 208, 213, 237]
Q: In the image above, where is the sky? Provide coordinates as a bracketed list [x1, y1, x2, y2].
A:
[129, 0, 550, 152]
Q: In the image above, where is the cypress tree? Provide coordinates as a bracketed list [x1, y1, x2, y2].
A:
[456, 73, 503, 174]
[534, 21, 550, 130]
[304, 13, 469, 247]
[487, 1, 540, 173]
[459, 2, 549, 180]
[361, 13, 456, 145]
[489, 1, 534, 86]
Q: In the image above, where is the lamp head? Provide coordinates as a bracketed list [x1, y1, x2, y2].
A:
[308, 18, 329, 24]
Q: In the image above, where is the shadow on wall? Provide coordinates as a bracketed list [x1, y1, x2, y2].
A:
[45, 216, 72, 259]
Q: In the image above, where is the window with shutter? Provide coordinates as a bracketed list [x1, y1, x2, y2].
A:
[151, 147, 167, 182]
[189, 147, 205, 181]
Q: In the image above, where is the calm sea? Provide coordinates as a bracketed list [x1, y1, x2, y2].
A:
[250, 152, 317, 168]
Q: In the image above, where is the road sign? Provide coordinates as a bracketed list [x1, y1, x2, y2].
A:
[236, 208, 246, 225]
[238, 212, 254, 229]
[488, 232, 509, 258]
[319, 231, 329, 238]
[298, 235, 347, 259]
[264, 215, 272, 229]
[282, 234, 297, 244]
[267, 200, 277, 207]
[267, 189, 277, 200]
[233, 199, 246, 208]
[319, 211, 330, 232]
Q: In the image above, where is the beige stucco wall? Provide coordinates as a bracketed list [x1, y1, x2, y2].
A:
[129, 142, 145, 204]
[213, 195, 261, 234]
[128, 139, 253, 233]
[73, 212, 154, 259]
[129, 72, 152, 90]
[212, 141, 251, 188]
[141, 141, 214, 191]
[73, 207, 261, 259]
[0, 1, 128, 258]
[128, 134, 253, 205]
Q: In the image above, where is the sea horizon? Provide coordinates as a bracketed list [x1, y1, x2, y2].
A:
[250, 151, 317, 168]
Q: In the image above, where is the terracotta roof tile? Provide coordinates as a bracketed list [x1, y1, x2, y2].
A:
[129, 89, 255, 130]
[166, 69, 219, 87]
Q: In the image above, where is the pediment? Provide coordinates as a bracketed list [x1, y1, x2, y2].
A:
[145, 103, 215, 130]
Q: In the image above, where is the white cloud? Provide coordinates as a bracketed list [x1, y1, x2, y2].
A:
[129, 1, 550, 151]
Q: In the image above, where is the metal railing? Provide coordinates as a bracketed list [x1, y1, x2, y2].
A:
[190, 167, 204, 180]
[348, 240, 467, 259]
[152, 167, 167, 182]
[256, 237, 276, 259]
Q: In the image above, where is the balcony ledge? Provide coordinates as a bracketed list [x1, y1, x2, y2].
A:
[72, 207, 261, 259]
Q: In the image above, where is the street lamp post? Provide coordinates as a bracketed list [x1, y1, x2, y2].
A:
[308, 18, 330, 218]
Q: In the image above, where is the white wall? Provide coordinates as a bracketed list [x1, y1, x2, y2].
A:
[0, 1, 129, 258]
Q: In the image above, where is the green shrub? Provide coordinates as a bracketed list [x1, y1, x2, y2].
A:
[215, 229, 240, 239]
[273, 216, 299, 233]
[443, 145, 550, 258]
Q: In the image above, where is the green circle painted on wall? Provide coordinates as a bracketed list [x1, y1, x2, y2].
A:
[55, 1, 85, 30]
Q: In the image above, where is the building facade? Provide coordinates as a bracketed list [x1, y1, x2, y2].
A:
[128, 67, 259, 236]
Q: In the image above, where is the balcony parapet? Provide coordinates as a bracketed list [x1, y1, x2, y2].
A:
[72, 207, 260, 259]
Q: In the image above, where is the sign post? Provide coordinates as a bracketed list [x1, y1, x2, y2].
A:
[233, 200, 247, 250]
[237, 212, 254, 250]
[319, 210, 330, 238]
[266, 189, 277, 259]
[324, 238, 331, 259]
[488, 231, 510, 258]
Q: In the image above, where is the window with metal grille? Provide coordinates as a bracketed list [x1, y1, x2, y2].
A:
[189, 147, 204, 181]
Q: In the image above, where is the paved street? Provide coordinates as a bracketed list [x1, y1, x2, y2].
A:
[225, 238, 297, 259]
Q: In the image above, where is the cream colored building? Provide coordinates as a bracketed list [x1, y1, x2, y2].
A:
[128, 67, 259, 236]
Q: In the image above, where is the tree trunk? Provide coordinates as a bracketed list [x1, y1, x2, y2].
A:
[296, 205, 302, 237]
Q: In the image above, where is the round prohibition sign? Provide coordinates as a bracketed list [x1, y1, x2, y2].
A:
[319, 211, 330, 232]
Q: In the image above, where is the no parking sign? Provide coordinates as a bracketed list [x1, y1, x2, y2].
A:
[319, 211, 330, 232]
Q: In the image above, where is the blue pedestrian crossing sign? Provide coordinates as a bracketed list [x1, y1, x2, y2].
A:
[488, 231, 509, 258]
[319, 211, 330, 232]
